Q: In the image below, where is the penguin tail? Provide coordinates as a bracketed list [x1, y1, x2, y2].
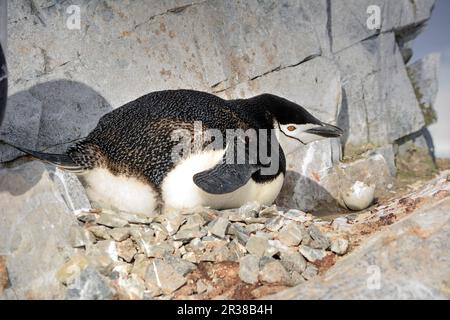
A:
[0, 140, 85, 173]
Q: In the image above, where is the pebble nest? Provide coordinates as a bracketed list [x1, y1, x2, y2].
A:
[59, 202, 350, 300]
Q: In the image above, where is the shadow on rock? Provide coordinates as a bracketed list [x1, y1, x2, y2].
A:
[0, 80, 112, 195]
[276, 170, 347, 218]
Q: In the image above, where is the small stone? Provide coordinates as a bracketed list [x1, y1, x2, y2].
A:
[56, 255, 89, 285]
[259, 261, 290, 284]
[265, 216, 284, 232]
[163, 254, 196, 276]
[0, 257, 8, 295]
[144, 243, 174, 258]
[245, 235, 269, 257]
[196, 280, 208, 294]
[106, 209, 153, 224]
[87, 240, 119, 262]
[227, 239, 247, 261]
[66, 266, 114, 300]
[182, 252, 197, 263]
[213, 245, 232, 262]
[117, 238, 137, 263]
[145, 259, 186, 295]
[173, 228, 207, 242]
[115, 273, 146, 300]
[330, 238, 349, 255]
[278, 222, 305, 246]
[239, 254, 260, 284]
[258, 205, 279, 218]
[308, 224, 331, 249]
[69, 226, 94, 248]
[238, 201, 261, 216]
[96, 213, 129, 228]
[179, 213, 205, 231]
[298, 245, 328, 262]
[280, 251, 307, 274]
[108, 227, 130, 242]
[185, 238, 205, 253]
[245, 223, 266, 233]
[288, 271, 306, 286]
[209, 217, 229, 238]
[131, 257, 151, 280]
[151, 223, 169, 242]
[88, 225, 111, 240]
[129, 227, 154, 254]
[227, 223, 250, 245]
[447, 174, 450, 182]
[76, 212, 97, 223]
[331, 217, 352, 232]
[302, 263, 318, 280]
[282, 209, 310, 223]
[266, 240, 290, 255]
[88, 255, 115, 276]
[160, 211, 185, 235]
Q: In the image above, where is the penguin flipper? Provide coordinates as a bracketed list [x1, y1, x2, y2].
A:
[193, 163, 258, 195]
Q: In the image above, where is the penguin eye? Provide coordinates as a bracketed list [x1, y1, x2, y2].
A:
[287, 125, 296, 132]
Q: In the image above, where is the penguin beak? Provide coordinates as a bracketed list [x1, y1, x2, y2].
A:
[305, 123, 344, 138]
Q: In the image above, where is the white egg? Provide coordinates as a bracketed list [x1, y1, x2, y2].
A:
[342, 181, 375, 211]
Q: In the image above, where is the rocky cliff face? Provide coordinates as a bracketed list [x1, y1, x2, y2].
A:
[0, 0, 446, 300]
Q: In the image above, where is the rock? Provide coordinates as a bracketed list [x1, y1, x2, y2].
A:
[259, 261, 290, 285]
[238, 201, 261, 217]
[278, 222, 306, 247]
[56, 255, 89, 285]
[245, 236, 269, 257]
[145, 259, 186, 295]
[115, 273, 146, 300]
[163, 254, 196, 276]
[196, 280, 208, 294]
[265, 216, 284, 232]
[87, 225, 111, 240]
[52, 167, 92, 211]
[331, 217, 352, 232]
[258, 205, 279, 218]
[102, 209, 154, 224]
[179, 213, 205, 231]
[330, 239, 349, 255]
[239, 255, 260, 285]
[227, 240, 247, 261]
[208, 217, 229, 238]
[66, 266, 114, 300]
[96, 213, 129, 228]
[129, 227, 154, 255]
[160, 211, 185, 236]
[69, 226, 94, 248]
[0, 161, 79, 299]
[108, 227, 130, 242]
[407, 53, 440, 125]
[282, 209, 311, 223]
[270, 198, 450, 299]
[298, 245, 328, 263]
[280, 251, 307, 274]
[227, 223, 250, 245]
[116, 239, 137, 263]
[308, 224, 331, 250]
[87, 240, 119, 262]
[88, 255, 115, 276]
[245, 223, 265, 233]
[144, 243, 174, 259]
[302, 263, 318, 281]
[173, 228, 207, 242]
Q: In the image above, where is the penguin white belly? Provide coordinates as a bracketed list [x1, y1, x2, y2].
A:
[80, 168, 159, 215]
[161, 149, 285, 210]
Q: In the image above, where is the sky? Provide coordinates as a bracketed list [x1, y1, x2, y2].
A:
[412, 0, 450, 158]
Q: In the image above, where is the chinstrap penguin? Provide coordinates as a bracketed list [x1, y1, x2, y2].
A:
[5, 90, 343, 214]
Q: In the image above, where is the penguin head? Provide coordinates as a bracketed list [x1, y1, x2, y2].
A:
[259, 94, 343, 154]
